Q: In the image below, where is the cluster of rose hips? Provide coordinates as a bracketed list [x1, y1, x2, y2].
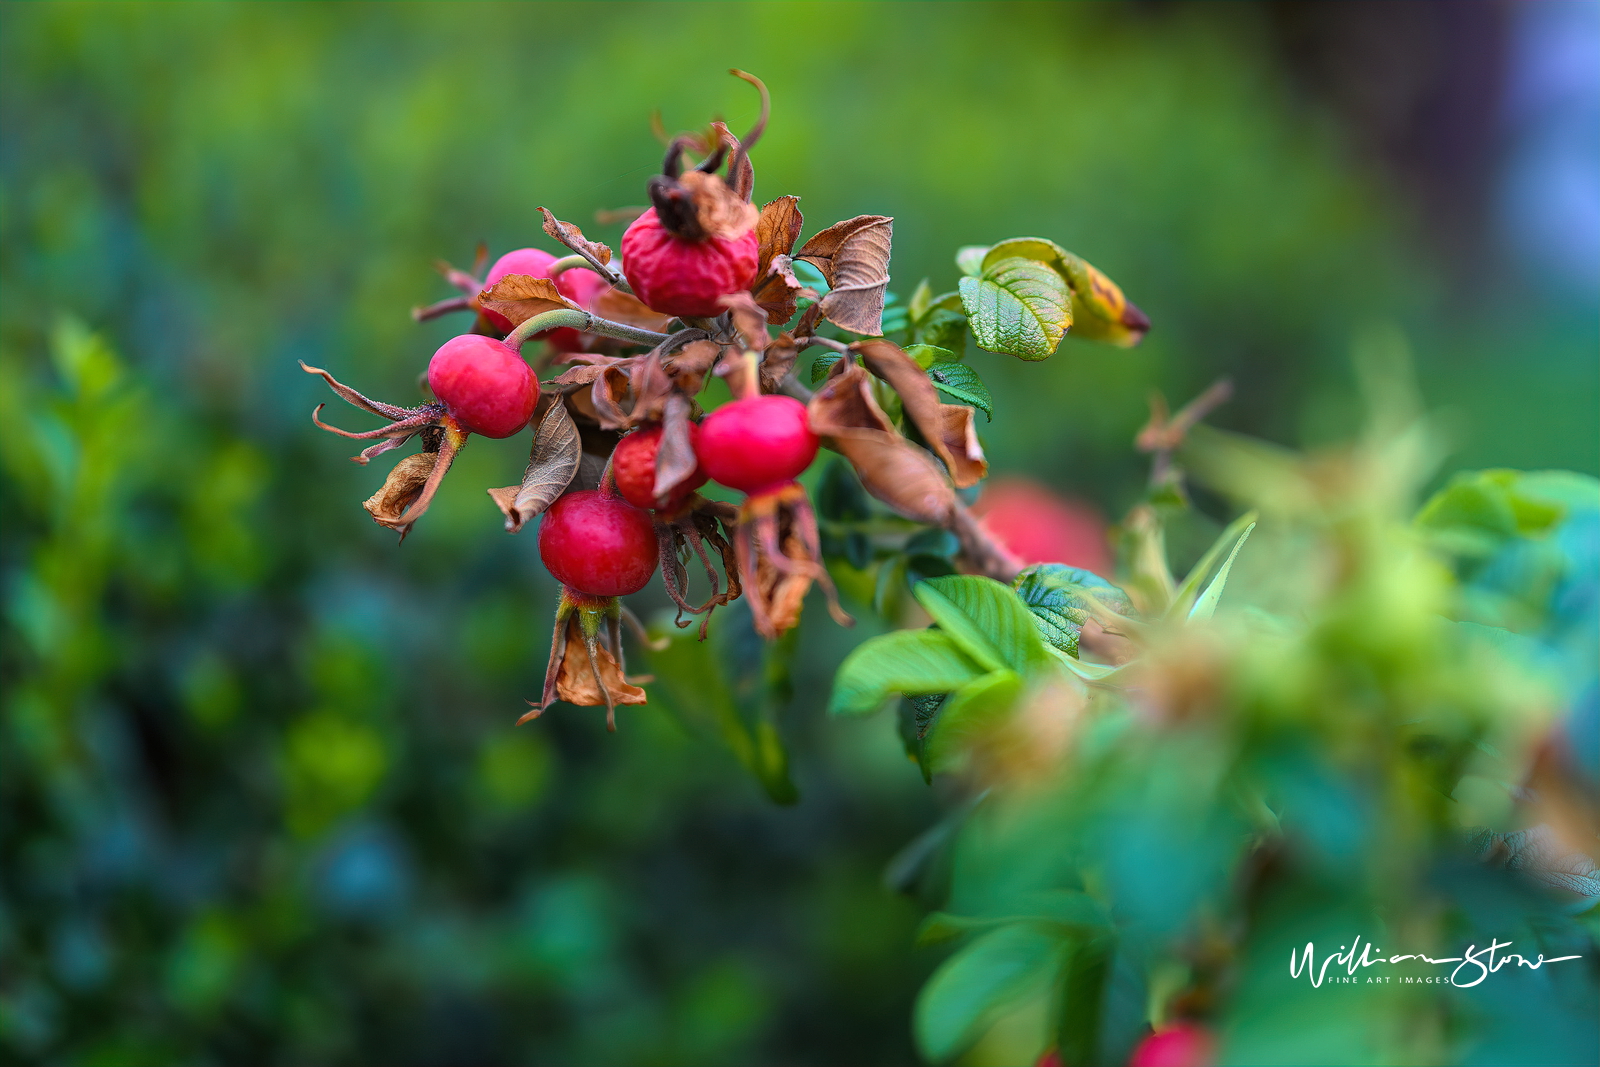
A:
[305, 72, 870, 729]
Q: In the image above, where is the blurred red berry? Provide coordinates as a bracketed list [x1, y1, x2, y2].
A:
[971, 477, 1112, 575]
[1128, 1023, 1216, 1067]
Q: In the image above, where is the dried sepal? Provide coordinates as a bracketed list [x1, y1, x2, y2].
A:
[718, 291, 771, 351]
[300, 361, 416, 421]
[662, 339, 722, 394]
[733, 483, 851, 640]
[796, 215, 893, 335]
[477, 274, 583, 330]
[654, 395, 702, 502]
[656, 502, 742, 638]
[488, 401, 581, 533]
[755, 195, 803, 273]
[589, 365, 635, 430]
[520, 591, 646, 732]
[852, 339, 987, 487]
[808, 363, 957, 525]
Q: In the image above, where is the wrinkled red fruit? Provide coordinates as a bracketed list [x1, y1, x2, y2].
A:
[426, 334, 538, 439]
[620, 208, 759, 319]
[613, 423, 708, 511]
[972, 478, 1113, 575]
[480, 248, 558, 333]
[1128, 1024, 1216, 1067]
[548, 267, 609, 352]
[697, 394, 819, 495]
[538, 490, 659, 597]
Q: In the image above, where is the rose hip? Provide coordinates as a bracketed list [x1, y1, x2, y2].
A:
[426, 334, 538, 439]
[548, 266, 609, 352]
[697, 394, 819, 494]
[613, 423, 707, 512]
[479, 247, 559, 333]
[538, 490, 659, 597]
[620, 207, 759, 319]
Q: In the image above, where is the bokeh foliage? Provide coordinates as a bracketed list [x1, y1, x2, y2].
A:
[1, 3, 1595, 1065]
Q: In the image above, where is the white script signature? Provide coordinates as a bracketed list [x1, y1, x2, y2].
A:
[1290, 935, 1582, 989]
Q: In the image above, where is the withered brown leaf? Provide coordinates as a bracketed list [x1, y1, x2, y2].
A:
[478, 274, 582, 330]
[760, 332, 800, 393]
[808, 364, 956, 524]
[590, 286, 674, 333]
[755, 195, 803, 279]
[797, 215, 893, 335]
[589, 365, 634, 430]
[853, 339, 987, 488]
[662, 339, 721, 394]
[708, 120, 754, 202]
[488, 402, 581, 533]
[539, 207, 613, 265]
[678, 171, 758, 241]
[654, 394, 701, 502]
[718, 291, 771, 351]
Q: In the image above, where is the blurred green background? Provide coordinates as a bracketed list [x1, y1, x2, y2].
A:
[2, 2, 1595, 1064]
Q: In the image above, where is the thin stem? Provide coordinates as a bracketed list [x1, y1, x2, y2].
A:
[411, 295, 472, 322]
[504, 309, 672, 352]
[545, 254, 591, 280]
[793, 335, 851, 355]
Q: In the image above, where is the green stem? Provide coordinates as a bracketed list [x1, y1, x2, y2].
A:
[545, 254, 591, 280]
[504, 309, 671, 352]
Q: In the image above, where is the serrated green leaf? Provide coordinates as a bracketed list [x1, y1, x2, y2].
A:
[914, 922, 1066, 1063]
[916, 575, 1052, 673]
[829, 630, 982, 716]
[955, 245, 991, 277]
[918, 306, 968, 353]
[1188, 520, 1254, 620]
[926, 361, 993, 420]
[981, 237, 1072, 276]
[959, 258, 1072, 361]
[1012, 564, 1134, 657]
[904, 343, 956, 369]
[1167, 511, 1258, 621]
[923, 669, 1024, 772]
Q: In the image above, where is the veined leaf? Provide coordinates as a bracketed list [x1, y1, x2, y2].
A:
[922, 669, 1024, 772]
[1012, 564, 1134, 657]
[926, 361, 993, 420]
[915, 575, 1052, 673]
[1188, 520, 1254, 620]
[904, 343, 958, 368]
[914, 922, 1067, 1063]
[959, 257, 1072, 361]
[1167, 511, 1258, 621]
[829, 630, 982, 716]
[955, 245, 990, 277]
[809, 352, 842, 383]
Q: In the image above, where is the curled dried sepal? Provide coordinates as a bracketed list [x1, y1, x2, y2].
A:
[302, 361, 466, 540]
[733, 482, 851, 640]
[539, 207, 621, 286]
[657, 500, 743, 637]
[488, 401, 581, 532]
[852, 339, 987, 487]
[520, 589, 646, 732]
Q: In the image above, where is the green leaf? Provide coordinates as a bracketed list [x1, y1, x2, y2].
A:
[1167, 510, 1258, 621]
[925, 361, 993, 420]
[1187, 519, 1254, 620]
[955, 245, 991, 277]
[915, 575, 1052, 673]
[914, 922, 1066, 1063]
[809, 352, 842, 383]
[1013, 564, 1135, 657]
[980, 237, 1072, 276]
[923, 669, 1024, 772]
[1055, 935, 1113, 1067]
[829, 630, 983, 716]
[917, 892, 1112, 946]
[917, 306, 968, 353]
[908, 278, 934, 324]
[904, 343, 957, 369]
[959, 257, 1072, 361]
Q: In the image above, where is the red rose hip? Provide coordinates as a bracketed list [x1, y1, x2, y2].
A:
[538, 490, 659, 597]
[426, 334, 538, 439]
[479, 247, 559, 333]
[697, 394, 819, 494]
[1129, 1023, 1216, 1067]
[613, 423, 708, 511]
[620, 208, 759, 319]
